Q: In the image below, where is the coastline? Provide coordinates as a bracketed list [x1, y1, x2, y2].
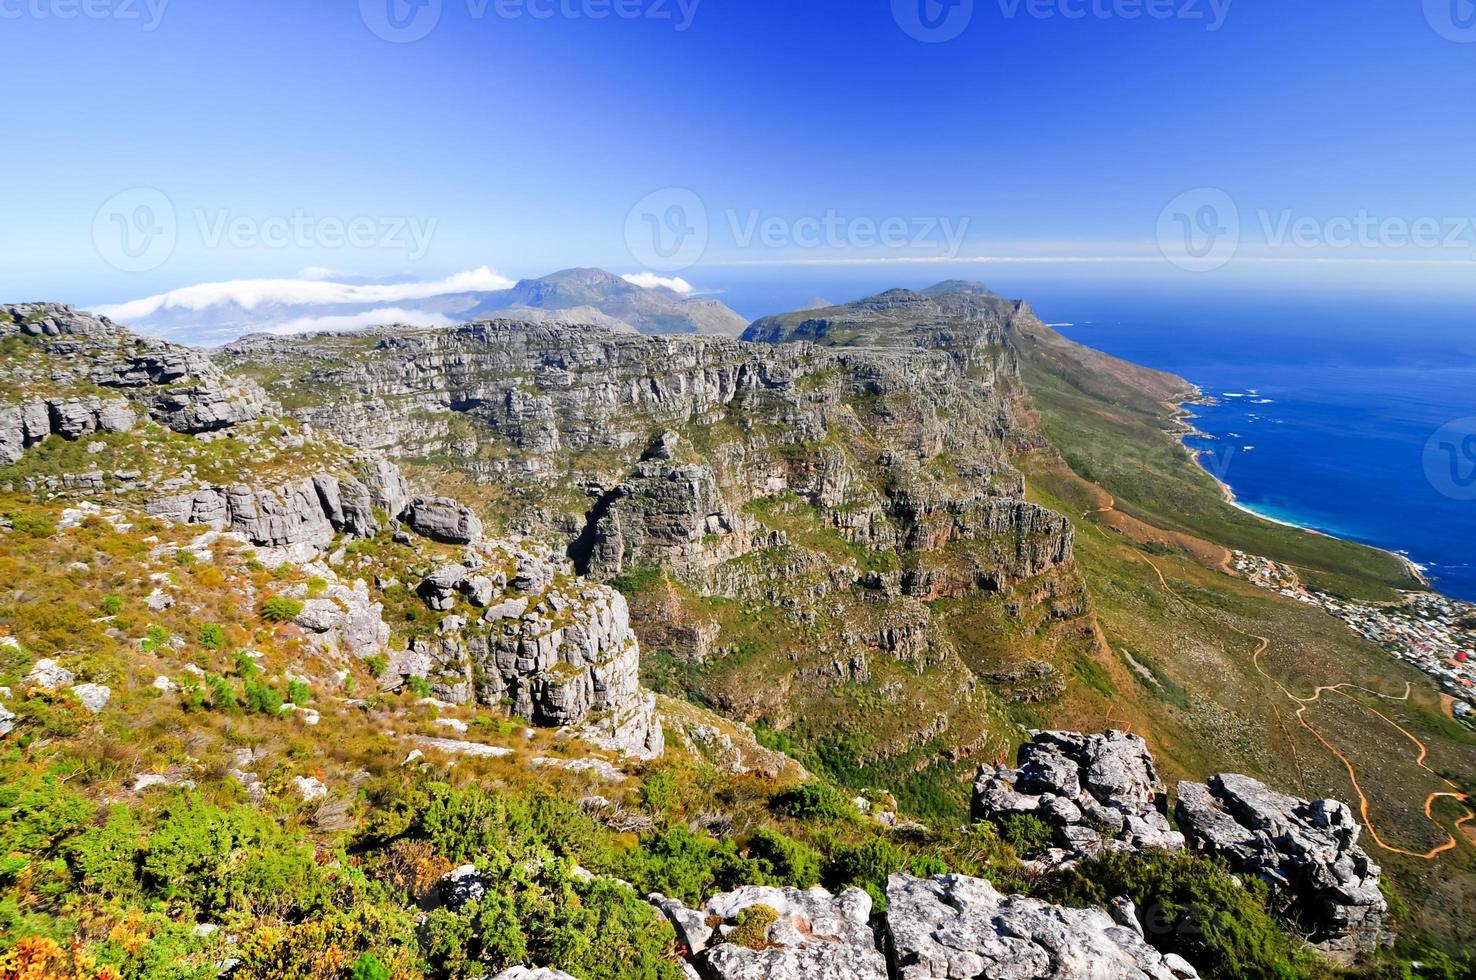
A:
[1167, 388, 1435, 591]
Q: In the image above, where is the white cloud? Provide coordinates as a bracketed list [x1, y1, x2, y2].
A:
[264, 307, 454, 335]
[622, 272, 694, 295]
[96, 266, 515, 322]
[296, 266, 341, 281]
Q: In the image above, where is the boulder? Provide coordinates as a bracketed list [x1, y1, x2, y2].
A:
[972, 731, 1183, 866]
[883, 873, 1200, 980]
[490, 970, 578, 980]
[1175, 775, 1390, 958]
[0, 702, 14, 737]
[27, 659, 74, 692]
[403, 496, 484, 545]
[665, 885, 887, 980]
[71, 684, 111, 714]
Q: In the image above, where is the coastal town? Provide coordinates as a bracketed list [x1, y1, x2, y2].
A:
[1232, 551, 1476, 725]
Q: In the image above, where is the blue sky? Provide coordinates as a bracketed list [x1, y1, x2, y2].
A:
[4, 0, 1476, 307]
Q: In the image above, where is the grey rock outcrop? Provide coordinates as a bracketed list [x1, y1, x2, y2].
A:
[436, 864, 487, 910]
[283, 568, 391, 659]
[652, 874, 1203, 980]
[1175, 774, 1389, 958]
[657, 884, 888, 980]
[71, 683, 111, 714]
[884, 873, 1200, 980]
[972, 731, 1184, 866]
[383, 544, 663, 758]
[26, 659, 74, 692]
[0, 396, 135, 465]
[0, 702, 15, 737]
[144, 459, 411, 565]
[1, 304, 268, 454]
[403, 496, 484, 545]
[490, 969, 578, 980]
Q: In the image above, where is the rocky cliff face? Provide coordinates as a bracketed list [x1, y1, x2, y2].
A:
[220, 308, 1087, 792]
[1, 304, 268, 465]
[0, 309, 662, 758]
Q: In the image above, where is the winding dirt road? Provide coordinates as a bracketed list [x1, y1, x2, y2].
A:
[1137, 554, 1474, 860]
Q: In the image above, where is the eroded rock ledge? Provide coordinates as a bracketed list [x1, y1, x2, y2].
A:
[649, 874, 1202, 980]
[1176, 774, 1390, 959]
[971, 730, 1185, 867]
[973, 731, 1390, 960]
[1, 304, 269, 464]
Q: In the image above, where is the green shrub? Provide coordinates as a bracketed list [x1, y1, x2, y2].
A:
[287, 679, 311, 705]
[67, 804, 143, 901]
[142, 796, 329, 918]
[100, 594, 123, 616]
[992, 812, 1053, 857]
[639, 767, 681, 813]
[206, 674, 238, 710]
[141, 623, 170, 653]
[175, 549, 196, 567]
[1043, 849, 1323, 980]
[405, 675, 432, 698]
[235, 650, 260, 678]
[747, 829, 821, 889]
[350, 953, 391, 980]
[261, 597, 304, 623]
[244, 678, 283, 715]
[622, 824, 755, 906]
[198, 623, 225, 651]
[771, 781, 855, 822]
[823, 836, 907, 909]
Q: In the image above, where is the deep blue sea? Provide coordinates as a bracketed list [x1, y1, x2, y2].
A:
[712, 272, 1476, 601]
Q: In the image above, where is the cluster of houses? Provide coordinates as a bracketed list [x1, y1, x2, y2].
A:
[1231, 552, 1476, 724]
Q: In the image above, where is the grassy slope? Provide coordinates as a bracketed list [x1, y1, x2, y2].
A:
[1010, 320, 1476, 953]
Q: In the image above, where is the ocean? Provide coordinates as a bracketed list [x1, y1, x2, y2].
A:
[711, 272, 1476, 601]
